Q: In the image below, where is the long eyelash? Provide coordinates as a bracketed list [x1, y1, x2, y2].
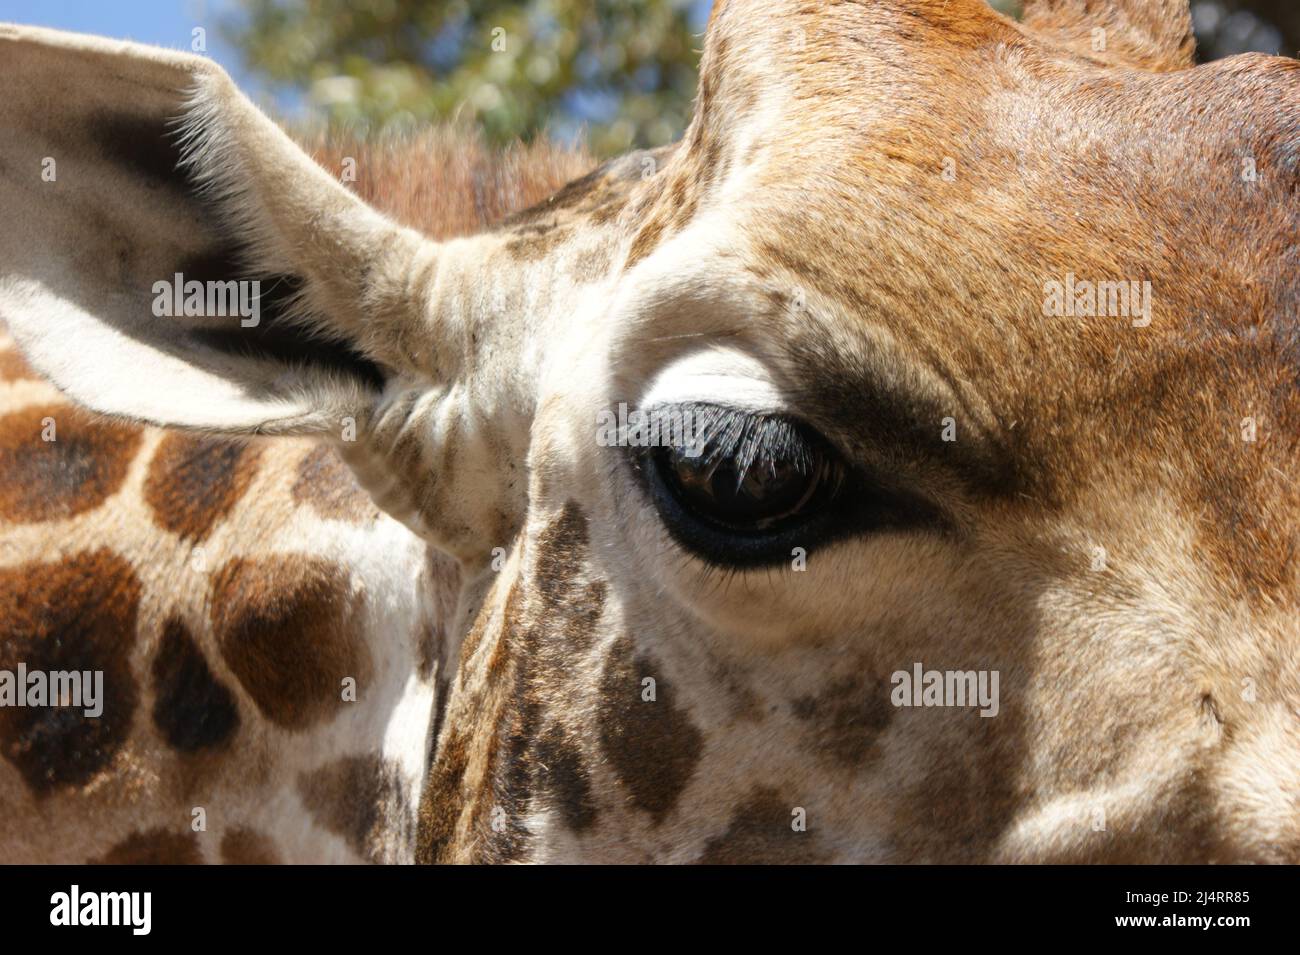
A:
[643, 402, 819, 482]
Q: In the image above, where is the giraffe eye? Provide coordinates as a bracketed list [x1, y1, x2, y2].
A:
[634, 404, 848, 567]
[653, 437, 836, 533]
[631, 402, 951, 568]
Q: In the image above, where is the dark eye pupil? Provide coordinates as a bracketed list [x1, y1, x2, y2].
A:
[659, 445, 827, 532]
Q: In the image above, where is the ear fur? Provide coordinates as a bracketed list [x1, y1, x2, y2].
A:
[0, 24, 434, 434]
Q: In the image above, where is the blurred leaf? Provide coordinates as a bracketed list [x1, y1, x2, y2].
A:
[224, 1, 1297, 156]
[223, 0, 704, 155]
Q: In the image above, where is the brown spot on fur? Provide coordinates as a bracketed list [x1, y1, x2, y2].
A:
[485, 503, 607, 845]
[484, 580, 518, 674]
[0, 404, 142, 522]
[470, 614, 535, 859]
[298, 754, 407, 862]
[144, 433, 262, 542]
[890, 727, 1023, 862]
[505, 224, 574, 262]
[698, 787, 822, 864]
[792, 675, 895, 768]
[0, 550, 140, 795]
[415, 619, 441, 683]
[589, 195, 627, 225]
[565, 582, 607, 648]
[597, 634, 703, 824]
[570, 244, 614, 283]
[672, 193, 699, 234]
[531, 728, 597, 833]
[532, 502, 605, 649]
[667, 175, 689, 214]
[533, 500, 588, 588]
[91, 829, 202, 865]
[151, 618, 239, 753]
[0, 349, 38, 382]
[211, 556, 368, 731]
[460, 589, 500, 668]
[416, 724, 471, 864]
[625, 215, 667, 270]
[220, 828, 281, 865]
[432, 504, 609, 861]
[502, 165, 607, 227]
[292, 444, 373, 523]
[622, 145, 702, 271]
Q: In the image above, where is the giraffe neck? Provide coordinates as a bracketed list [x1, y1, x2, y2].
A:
[0, 331, 441, 859]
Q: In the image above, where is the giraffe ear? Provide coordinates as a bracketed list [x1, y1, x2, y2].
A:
[0, 25, 433, 435]
[1018, 0, 1196, 71]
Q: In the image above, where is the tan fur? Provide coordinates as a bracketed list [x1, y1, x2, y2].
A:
[1021, 0, 1196, 70]
[2, 1, 1299, 863]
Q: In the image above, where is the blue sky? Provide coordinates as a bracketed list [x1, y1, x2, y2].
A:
[0, 1, 245, 64]
[0, 0, 715, 123]
[0, 1, 715, 82]
[0, 0, 279, 105]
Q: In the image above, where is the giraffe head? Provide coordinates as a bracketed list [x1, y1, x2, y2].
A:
[2, 0, 1298, 863]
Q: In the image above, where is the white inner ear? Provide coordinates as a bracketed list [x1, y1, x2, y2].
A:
[637, 346, 786, 413]
[2, 277, 318, 431]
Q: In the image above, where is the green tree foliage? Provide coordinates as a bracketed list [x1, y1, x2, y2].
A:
[1192, 0, 1300, 60]
[224, 0, 703, 155]
[225, 1, 1296, 157]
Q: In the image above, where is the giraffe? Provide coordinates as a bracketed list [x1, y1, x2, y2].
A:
[1, 0, 1299, 864]
[0, 125, 587, 863]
